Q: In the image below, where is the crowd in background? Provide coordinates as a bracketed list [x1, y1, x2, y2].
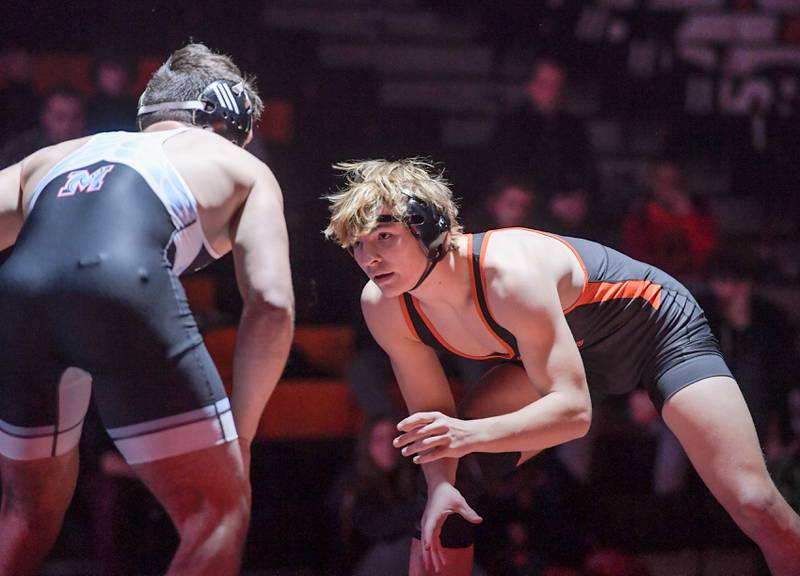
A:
[1, 4, 799, 574]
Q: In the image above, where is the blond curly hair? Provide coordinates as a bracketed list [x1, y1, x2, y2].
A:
[323, 158, 462, 249]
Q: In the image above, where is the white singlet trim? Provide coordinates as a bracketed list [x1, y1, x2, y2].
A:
[0, 367, 92, 461]
[108, 398, 238, 464]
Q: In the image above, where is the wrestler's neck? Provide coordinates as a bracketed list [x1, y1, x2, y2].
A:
[142, 120, 196, 133]
[408, 234, 471, 307]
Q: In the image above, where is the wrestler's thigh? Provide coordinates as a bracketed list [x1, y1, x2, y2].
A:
[661, 375, 771, 508]
[459, 362, 542, 464]
[131, 441, 248, 528]
[458, 362, 541, 418]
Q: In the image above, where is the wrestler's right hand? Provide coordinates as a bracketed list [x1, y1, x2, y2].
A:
[420, 482, 482, 573]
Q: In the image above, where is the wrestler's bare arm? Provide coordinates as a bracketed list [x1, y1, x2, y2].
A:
[229, 162, 294, 444]
[467, 243, 591, 453]
[364, 284, 484, 571]
[361, 282, 459, 487]
[0, 162, 23, 251]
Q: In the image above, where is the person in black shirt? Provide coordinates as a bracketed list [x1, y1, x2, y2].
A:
[492, 58, 595, 201]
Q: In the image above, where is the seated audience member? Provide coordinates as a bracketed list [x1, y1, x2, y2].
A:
[87, 55, 138, 133]
[492, 57, 595, 200]
[0, 86, 86, 166]
[537, 173, 610, 245]
[328, 417, 418, 576]
[0, 43, 40, 140]
[620, 159, 718, 287]
[464, 174, 536, 232]
[704, 250, 799, 453]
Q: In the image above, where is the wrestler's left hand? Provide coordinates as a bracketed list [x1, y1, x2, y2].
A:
[394, 411, 478, 464]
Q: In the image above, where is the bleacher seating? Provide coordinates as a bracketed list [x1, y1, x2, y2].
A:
[202, 322, 362, 440]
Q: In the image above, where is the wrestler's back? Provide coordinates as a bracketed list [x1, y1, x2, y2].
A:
[18, 126, 265, 255]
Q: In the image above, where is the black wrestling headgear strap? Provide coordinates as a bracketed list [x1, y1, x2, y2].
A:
[377, 191, 451, 291]
[137, 80, 253, 147]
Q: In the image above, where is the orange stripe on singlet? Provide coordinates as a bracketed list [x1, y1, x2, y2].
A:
[395, 234, 515, 361]
[488, 227, 661, 311]
[408, 296, 504, 360]
[571, 279, 662, 310]
[398, 295, 422, 341]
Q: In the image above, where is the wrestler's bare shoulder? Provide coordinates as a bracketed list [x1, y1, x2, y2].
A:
[21, 137, 92, 177]
[19, 137, 93, 203]
[360, 280, 418, 348]
[480, 228, 553, 278]
[161, 128, 281, 223]
[164, 128, 276, 185]
[479, 228, 583, 306]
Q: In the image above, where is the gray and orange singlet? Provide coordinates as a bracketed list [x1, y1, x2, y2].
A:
[400, 230, 732, 409]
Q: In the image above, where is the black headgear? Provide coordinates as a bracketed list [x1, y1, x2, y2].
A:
[376, 192, 451, 291]
[136, 80, 253, 147]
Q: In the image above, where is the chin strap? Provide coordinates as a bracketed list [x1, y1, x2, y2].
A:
[408, 243, 448, 292]
[408, 259, 438, 292]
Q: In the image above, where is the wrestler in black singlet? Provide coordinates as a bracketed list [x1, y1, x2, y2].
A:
[0, 130, 236, 463]
[401, 230, 732, 410]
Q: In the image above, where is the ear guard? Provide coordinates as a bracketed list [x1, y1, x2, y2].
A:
[400, 193, 451, 261]
[137, 80, 253, 147]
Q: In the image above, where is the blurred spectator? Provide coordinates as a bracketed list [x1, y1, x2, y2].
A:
[620, 159, 718, 286]
[627, 389, 690, 496]
[492, 57, 595, 201]
[327, 417, 418, 576]
[0, 44, 40, 140]
[704, 249, 799, 454]
[537, 174, 611, 244]
[87, 55, 138, 133]
[485, 460, 588, 576]
[0, 85, 86, 166]
[464, 174, 536, 232]
[495, 518, 546, 576]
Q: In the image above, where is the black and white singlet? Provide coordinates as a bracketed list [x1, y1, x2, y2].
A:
[0, 129, 237, 463]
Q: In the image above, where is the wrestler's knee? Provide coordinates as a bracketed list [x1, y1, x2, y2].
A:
[728, 477, 784, 532]
[201, 479, 250, 524]
[177, 483, 250, 544]
[163, 465, 250, 541]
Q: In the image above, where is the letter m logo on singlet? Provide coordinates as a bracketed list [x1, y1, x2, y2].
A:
[57, 164, 115, 198]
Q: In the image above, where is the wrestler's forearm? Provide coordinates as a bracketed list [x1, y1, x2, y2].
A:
[421, 457, 458, 488]
[469, 391, 590, 454]
[230, 302, 294, 442]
